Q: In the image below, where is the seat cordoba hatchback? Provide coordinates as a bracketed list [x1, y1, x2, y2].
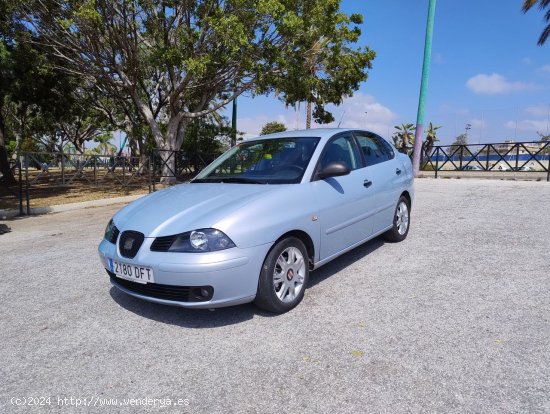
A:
[98, 128, 414, 313]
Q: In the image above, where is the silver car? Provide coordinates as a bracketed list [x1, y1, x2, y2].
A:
[98, 128, 414, 313]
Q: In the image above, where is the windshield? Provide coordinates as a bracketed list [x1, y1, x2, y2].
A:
[193, 137, 320, 184]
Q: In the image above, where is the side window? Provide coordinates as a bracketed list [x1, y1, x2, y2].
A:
[379, 137, 395, 159]
[319, 134, 361, 171]
[355, 133, 391, 166]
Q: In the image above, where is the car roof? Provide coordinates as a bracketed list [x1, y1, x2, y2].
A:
[245, 128, 381, 141]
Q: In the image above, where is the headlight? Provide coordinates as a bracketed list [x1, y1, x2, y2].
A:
[104, 219, 119, 243]
[165, 228, 236, 253]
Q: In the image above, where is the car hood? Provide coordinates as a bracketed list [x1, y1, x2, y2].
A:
[113, 183, 283, 238]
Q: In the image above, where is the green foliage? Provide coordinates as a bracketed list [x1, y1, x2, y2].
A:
[421, 122, 441, 158]
[522, 0, 550, 45]
[536, 131, 550, 154]
[0, 14, 114, 159]
[260, 121, 287, 135]
[392, 122, 440, 158]
[425, 122, 441, 143]
[181, 117, 230, 156]
[23, 0, 375, 153]
[392, 123, 416, 154]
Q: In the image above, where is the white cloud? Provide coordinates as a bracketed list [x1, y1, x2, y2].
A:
[466, 73, 539, 94]
[237, 93, 397, 138]
[312, 93, 397, 137]
[525, 105, 550, 117]
[537, 64, 550, 74]
[504, 119, 549, 131]
[236, 114, 296, 139]
[470, 118, 487, 129]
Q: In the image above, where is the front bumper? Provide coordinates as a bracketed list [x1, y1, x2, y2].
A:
[98, 238, 272, 309]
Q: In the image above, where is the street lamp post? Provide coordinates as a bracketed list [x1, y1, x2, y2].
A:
[231, 98, 237, 147]
[412, 0, 437, 176]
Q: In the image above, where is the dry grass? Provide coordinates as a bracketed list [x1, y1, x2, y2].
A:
[0, 163, 200, 211]
[0, 170, 151, 210]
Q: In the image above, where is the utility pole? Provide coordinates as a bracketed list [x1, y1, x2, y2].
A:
[412, 0, 437, 176]
[231, 97, 237, 147]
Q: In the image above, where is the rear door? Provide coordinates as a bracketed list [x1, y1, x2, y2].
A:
[353, 132, 403, 234]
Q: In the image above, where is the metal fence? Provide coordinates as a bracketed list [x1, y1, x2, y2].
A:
[2, 142, 549, 216]
[422, 141, 550, 181]
[1, 152, 152, 215]
[150, 149, 218, 190]
[0, 150, 220, 216]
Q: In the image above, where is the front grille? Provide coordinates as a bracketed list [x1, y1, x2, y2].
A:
[150, 235, 176, 252]
[118, 231, 144, 258]
[108, 272, 213, 302]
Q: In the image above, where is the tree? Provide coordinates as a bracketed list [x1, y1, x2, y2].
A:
[423, 122, 440, 158]
[449, 133, 468, 155]
[1, 0, 116, 185]
[260, 121, 287, 136]
[537, 131, 550, 154]
[23, 1, 374, 181]
[392, 123, 416, 155]
[303, 37, 329, 129]
[90, 135, 117, 156]
[522, 0, 550, 45]
[0, 41, 15, 184]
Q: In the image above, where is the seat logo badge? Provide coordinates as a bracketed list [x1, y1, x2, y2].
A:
[311, 215, 318, 221]
[124, 238, 134, 250]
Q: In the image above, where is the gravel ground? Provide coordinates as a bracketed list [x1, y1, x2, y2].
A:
[1, 178, 549, 413]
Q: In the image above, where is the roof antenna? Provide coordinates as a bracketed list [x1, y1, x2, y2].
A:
[337, 110, 346, 128]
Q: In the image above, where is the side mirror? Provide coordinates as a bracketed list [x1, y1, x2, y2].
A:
[317, 161, 351, 180]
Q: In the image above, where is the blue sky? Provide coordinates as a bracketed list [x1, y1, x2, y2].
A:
[230, 0, 550, 144]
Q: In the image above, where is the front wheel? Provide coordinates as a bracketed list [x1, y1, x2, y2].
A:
[255, 237, 309, 314]
[383, 196, 410, 242]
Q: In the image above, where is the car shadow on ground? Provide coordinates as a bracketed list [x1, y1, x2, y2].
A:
[109, 236, 387, 328]
[308, 237, 386, 288]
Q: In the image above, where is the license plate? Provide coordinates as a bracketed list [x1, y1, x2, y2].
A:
[108, 259, 155, 284]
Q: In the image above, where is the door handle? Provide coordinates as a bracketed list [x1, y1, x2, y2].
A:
[396, 168, 402, 175]
[363, 179, 372, 188]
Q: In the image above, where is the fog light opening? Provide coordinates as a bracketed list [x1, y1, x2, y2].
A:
[191, 286, 213, 301]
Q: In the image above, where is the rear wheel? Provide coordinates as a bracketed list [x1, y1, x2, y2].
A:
[255, 237, 309, 314]
[383, 196, 410, 242]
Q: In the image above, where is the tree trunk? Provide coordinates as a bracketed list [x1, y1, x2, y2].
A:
[0, 144, 17, 185]
[158, 127, 178, 185]
[306, 101, 312, 129]
[0, 119, 17, 185]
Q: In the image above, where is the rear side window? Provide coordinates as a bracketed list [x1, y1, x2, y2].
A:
[379, 138, 395, 159]
[355, 133, 393, 166]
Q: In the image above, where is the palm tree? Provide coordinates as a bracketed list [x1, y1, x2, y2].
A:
[423, 122, 441, 157]
[523, 0, 550, 45]
[392, 123, 416, 154]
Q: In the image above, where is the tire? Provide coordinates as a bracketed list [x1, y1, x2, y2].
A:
[383, 196, 410, 242]
[255, 237, 309, 314]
